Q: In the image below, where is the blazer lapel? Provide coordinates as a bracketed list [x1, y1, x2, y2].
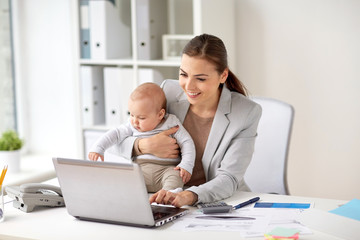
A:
[202, 86, 231, 180]
[169, 91, 190, 123]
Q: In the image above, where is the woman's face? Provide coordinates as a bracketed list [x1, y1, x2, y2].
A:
[179, 54, 228, 108]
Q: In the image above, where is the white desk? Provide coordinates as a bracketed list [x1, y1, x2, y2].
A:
[1, 187, 356, 240]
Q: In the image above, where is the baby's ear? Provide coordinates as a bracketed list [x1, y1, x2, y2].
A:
[159, 108, 166, 119]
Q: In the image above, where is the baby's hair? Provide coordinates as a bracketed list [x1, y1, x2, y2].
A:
[130, 82, 166, 112]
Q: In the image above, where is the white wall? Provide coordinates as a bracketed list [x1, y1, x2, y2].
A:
[235, 0, 360, 200]
[12, 0, 79, 157]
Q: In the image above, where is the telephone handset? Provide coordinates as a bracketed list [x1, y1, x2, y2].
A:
[6, 183, 65, 212]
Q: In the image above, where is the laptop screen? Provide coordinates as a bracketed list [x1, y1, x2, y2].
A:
[52, 157, 188, 227]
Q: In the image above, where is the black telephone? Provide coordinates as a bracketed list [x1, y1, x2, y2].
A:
[5, 183, 65, 212]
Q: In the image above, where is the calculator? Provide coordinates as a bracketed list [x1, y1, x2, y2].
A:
[198, 201, 233, 214]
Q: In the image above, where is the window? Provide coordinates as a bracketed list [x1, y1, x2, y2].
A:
[0, 0, 16, 133]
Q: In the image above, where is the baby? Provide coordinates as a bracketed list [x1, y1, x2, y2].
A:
[88, 82, 195, 193]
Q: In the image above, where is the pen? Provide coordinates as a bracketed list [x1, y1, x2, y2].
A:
[196, 216, 255, 220]
[233, 197, 260, 210]
[0, 165, 8, 186]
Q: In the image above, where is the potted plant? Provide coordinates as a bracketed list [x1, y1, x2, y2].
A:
[0, 130, 24, 173]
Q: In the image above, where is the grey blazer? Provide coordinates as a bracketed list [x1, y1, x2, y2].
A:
[117, 80, 262, 203]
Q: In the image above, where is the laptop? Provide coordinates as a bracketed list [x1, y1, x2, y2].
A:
[52, 157, 188, 227]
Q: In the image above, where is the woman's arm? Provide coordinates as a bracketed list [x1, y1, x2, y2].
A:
[187, 104, 262, 203]
[138, 126, 180, 158]
[115, 126, 180, 160]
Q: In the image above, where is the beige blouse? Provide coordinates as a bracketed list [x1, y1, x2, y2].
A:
[183, 108, 214, 187]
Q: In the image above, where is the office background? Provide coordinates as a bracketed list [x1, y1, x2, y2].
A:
[9, 0, 360, 200]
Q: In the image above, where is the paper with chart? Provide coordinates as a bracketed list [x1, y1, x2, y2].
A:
[169, 207, 312, 238]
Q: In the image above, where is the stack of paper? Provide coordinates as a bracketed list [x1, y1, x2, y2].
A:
[169, 207, 311, 238]
[264, 227, 300, 240]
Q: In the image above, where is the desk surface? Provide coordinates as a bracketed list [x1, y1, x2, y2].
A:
[1, 184, 355, 240]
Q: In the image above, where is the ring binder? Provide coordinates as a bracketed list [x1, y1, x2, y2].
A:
[89, 0, 131, 59]
[80, 66, 105, 127]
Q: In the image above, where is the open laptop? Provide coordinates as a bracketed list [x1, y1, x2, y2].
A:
[52, 157, 188, 227]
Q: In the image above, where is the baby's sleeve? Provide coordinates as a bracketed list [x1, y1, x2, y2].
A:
[89, 124, 133, 156]
[173, 118, 195, 174]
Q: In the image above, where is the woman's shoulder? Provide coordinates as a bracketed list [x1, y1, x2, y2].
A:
[228, 90, 262, 118]
[231, 91, 259, 106]
[161, 79, 183, 103]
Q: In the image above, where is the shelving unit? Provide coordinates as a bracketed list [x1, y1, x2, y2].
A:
[74, 0, 236, 158]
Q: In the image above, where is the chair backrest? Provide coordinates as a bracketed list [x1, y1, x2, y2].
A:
[244, 97, 294, 195]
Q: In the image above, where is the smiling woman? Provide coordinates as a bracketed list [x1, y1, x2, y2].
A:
[117, 34, 262, 207]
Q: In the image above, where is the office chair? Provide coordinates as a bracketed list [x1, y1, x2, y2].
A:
[244, 97, 294, 195]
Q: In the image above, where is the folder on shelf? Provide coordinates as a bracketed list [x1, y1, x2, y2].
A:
[80, 66, 105, 127]
[89, 0, 131, 59]
[138, 68, 164, 85]
[136, 0, 167, 60]
[80, 0, 91, 58]
[104, 67, 134, 126]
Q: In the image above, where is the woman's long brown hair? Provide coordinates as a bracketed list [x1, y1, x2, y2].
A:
[182, 34, 248, 96]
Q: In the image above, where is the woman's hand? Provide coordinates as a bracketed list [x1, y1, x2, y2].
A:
[138, 126, 180, 158]
[149, 190, 198, 208]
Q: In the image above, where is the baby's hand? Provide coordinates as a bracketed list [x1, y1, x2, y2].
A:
[174, 166, 191, 184]
[88, 152, 104, 161]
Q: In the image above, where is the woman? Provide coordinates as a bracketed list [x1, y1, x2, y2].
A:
[119, 34, 262, 207]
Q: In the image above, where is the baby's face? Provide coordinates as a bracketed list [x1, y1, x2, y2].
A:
[128, 98, 164, 132]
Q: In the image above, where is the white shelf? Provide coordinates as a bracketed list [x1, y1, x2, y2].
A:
[76, 0, 236, 158]
[82, 125, 110, 131]
[79, 59, 181, 67]
[79, 58, 134, 66]
[136, 59, 181, 67]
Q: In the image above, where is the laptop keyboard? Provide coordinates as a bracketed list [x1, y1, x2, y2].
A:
[153, 211, 171, 220]
[151, 205, 174, 220]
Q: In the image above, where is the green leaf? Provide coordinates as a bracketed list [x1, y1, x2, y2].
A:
[0, 130, 24, 151]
